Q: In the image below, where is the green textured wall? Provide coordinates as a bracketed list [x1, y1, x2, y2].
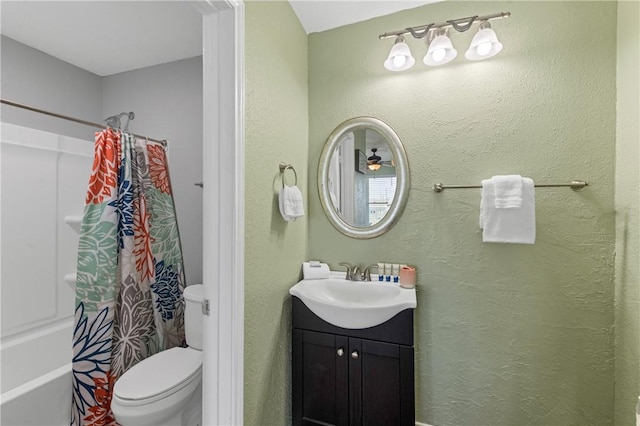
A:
[308, 2, 616, 425]
[244, 1, 308, 424]
[614, 1, 640, 425]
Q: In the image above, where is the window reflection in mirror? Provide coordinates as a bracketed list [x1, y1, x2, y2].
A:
[327, 128, 397, 227]
[369, 176, 396, 225]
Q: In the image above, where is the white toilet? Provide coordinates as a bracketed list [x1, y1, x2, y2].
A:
[111, 284, 204, 426]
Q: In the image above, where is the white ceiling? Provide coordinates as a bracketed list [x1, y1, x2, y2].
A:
[0, 0, 437, 77]
[289, 1, 438, 34]
[0, 1, 203, 77]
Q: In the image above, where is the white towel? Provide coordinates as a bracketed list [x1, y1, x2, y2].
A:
[493, 175, 523, 208]
[302, 261, 330, 280]
[279, 185, 305, 222]
[480, 177, 536, 244]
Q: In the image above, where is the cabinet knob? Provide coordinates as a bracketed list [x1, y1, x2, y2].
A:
[337, 348, 344, 357]
[351, 350, 359, 359]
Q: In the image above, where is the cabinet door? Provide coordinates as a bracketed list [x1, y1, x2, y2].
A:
[293, 329, 349, 426]
[354, 338, 415, 426]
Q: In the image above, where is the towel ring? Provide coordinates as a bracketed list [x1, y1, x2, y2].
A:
[279, 162, 298, 187]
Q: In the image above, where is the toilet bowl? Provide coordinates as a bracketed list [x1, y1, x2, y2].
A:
[111, 284, 204, 426]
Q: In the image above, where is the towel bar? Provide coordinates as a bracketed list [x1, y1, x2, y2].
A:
[432, 180, 589, 193]
[279, 162, 298, 187]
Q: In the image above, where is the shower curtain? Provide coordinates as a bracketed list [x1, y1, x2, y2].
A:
[71, 129, 186, 426]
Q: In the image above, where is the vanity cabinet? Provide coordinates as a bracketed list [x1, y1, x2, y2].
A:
[292, 297, 414, 426]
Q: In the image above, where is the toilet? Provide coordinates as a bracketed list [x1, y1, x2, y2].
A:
[111, 284, 204, 426]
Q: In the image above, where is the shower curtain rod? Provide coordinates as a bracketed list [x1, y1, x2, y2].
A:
[1, 98, 167, 147]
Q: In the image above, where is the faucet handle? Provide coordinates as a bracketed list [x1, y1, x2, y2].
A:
[338, 262, 353, 280]
[351, 266, 363, 281]
[362, 264, 379, 281]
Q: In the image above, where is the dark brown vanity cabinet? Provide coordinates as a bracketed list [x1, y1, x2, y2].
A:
[292, 297, 415, 426]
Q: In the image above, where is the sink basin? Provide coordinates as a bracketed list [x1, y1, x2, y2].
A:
[289, 274, 416, 329]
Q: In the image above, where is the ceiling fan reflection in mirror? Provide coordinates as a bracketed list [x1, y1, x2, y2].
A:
[367, 148, 394, 171]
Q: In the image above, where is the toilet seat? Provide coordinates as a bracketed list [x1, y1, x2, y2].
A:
[113, 347, 202, 406]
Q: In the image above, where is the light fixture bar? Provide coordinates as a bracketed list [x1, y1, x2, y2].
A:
[379, 11, 510, 40]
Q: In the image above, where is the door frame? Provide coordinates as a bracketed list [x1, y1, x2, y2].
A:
[194, 1, 245, 424]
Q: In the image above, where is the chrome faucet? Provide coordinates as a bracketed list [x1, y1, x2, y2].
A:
[339, 262, 379, 281]
[362, 264, 379, 282]
[339, 262, 362, 281]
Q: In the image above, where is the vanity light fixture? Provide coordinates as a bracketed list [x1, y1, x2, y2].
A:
[367, 148, 382, 171]
[383, 35, 415, 72]
[379, 11, 510, 71]
[423, 28, 457, 66]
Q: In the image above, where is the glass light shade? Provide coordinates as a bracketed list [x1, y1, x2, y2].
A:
[423, 34, 457, 66]
[465, 27, 503, 61]
[368, 163, 382, 171]
[384, 36, 415, 72]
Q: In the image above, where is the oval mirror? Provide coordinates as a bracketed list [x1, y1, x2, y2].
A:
[318, 117, 410, 239]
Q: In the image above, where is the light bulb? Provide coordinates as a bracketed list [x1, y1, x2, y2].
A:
[476, 41, 492, 57]
[392, 55, 407, 68]
[465, 23, 503, 61]
[384, 36, 415, 71]
[431, 48, 446, 63]
[423, 30, 457, 67]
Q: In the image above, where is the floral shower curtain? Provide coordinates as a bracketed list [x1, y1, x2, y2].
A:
[71, 129, 186, 426]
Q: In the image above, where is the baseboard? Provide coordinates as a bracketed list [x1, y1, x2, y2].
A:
[416, 422, 434, 426]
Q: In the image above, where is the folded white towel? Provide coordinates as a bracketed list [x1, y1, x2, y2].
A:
[480, 177, 536, 244]
[493, 175, 523, 208]
[479, 179, 491, 228]
[279, 185, 305, 222]
[302, 261, 330, 280]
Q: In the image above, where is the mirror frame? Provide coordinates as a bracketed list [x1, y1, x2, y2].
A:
[318, 116, 410, 239]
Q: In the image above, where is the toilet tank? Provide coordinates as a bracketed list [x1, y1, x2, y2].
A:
[183, 284, 203, 350]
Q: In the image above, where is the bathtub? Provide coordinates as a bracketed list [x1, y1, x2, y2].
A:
[1, 321, 73, 426]
[1, 123, 92, 425]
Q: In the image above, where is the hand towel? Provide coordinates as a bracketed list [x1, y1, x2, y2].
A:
[480, 177, 536, 244]
[279, 185, 305, 222]
[302, 261, 330, 280]
[493, 175, 523, 208]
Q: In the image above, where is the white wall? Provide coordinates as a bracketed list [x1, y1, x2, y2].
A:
[0, 36, 103, 139]
[614, 1, 640, 424]
[1, 124, 91, 392]
[0, 38, 100, 388]
[102, 57, 203, 285]
[2, 38, 203, 296]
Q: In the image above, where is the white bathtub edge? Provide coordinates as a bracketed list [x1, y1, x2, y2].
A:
[1, 363, 71, 405]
